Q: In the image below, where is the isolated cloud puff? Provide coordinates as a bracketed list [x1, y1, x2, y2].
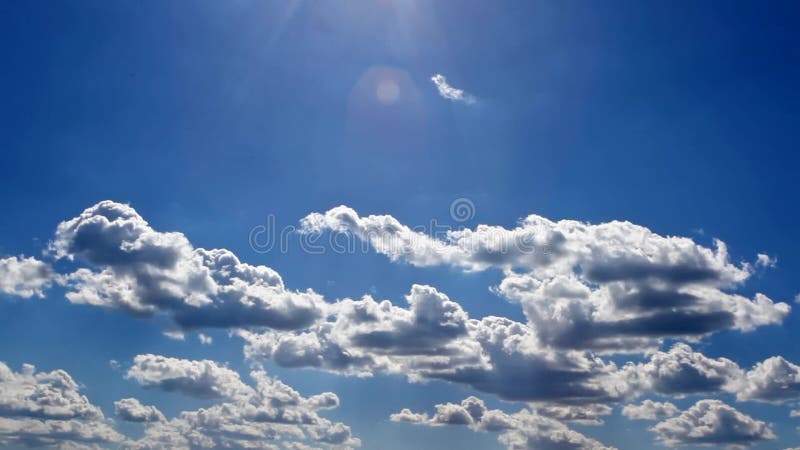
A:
[651, 399, 775, 448]
[755, 253, 777, 268]
[430, 74, 476, 104]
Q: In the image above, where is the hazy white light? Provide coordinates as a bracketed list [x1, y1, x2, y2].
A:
[376, 79, 400, 104]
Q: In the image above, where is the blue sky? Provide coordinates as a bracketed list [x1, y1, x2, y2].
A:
[1, 1, 799, 449]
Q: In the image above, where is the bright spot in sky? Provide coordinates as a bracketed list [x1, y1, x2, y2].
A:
[376, 79, 400, 104]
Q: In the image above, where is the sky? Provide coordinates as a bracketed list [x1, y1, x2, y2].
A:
[1, 1, 800, 449]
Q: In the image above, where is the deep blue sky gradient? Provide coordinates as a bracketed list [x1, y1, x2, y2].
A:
[1, 1, 799, 448]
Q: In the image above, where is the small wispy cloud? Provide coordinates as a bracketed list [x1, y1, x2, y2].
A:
[431, 74, 475, 104]
[756, 253, 778, 268]
[198, 333, 213, 345]
[163, 330, 185, 341]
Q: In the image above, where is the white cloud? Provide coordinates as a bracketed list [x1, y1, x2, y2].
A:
[301, 206, 789, 352]
[241, 285, 627, 404]
[0, 361, 123, 448]
[652, 399, 775, 448]
[534, 404, 612, 425]
[52, 201, 327, 330]
[756, 253, 778, 268]
[430, 74, 475, 104]
[391, 396, 614, 450]
[197, 333, 213, 345]
[0, 418, 123, 449]
[0, 362, 103, 421]
[162, 330, 185, 341]
[390, 408, 429, 424]
[0, 256, 55, 298]
[114, 398, 165, 423]
[0, 354, 360, 449]
[616, 343, 744, 397]
[734, 356, 800, 402]
[617, 347, 800, 404]
[125, 354, 251, 400]
[122, 356, 360, 449]
[5, 199, 799, 448]
[622, 400, 679, 421]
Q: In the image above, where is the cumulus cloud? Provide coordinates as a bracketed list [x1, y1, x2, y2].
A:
[0, 256, 55, 298]
[238, 282, 800, 407]
[197, 333, 213, 345]
[391, 396, 614, 450]
[5, 200, 799, 447]
[617, 344, 743, 397]
[0, 362, 103, 421]
[734, 356, 800, 402]
[621, 400, 679, 420]
[239, 281, 800, 408]
[114, 398, 165, 423]
[0, 362, 123, 448]
[430, 74, 475, 104]
[651, 399, 775, 448]
[534, 404, 612, 425]
[616, 346, 800, 405]
[300, 206, 753, 280]
[241, 285, 627, 404]
[240, 284, 474, 377]
[125, 354, 251, 400]
[389, 408, 429, 424]
[301, 206, 789, 352]
[51, 201, 327, 330]
[122, 356, 360, 449]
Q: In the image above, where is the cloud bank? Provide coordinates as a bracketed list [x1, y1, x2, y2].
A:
[121, 355, 359, 450]
[1, 200, 799, 448]
[301, 206, 789, 352]
[0, 362, 123, 448]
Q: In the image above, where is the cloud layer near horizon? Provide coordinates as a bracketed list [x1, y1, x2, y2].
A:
[0, 200, 797, 449]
